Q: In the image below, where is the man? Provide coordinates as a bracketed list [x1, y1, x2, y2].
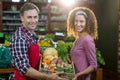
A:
[9, 3, 68, 80]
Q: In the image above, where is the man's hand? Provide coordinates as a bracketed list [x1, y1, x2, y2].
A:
[49, 72, 69, 80]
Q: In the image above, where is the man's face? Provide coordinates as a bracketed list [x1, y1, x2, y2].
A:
[21, 9, 39, 32]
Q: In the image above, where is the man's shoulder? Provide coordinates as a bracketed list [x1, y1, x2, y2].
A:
[11, 29, 26, 42]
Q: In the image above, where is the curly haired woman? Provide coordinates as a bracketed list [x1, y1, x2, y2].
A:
[67, 7, 98, 80]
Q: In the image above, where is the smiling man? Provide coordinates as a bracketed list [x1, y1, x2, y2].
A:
[9, 3, 68, 80]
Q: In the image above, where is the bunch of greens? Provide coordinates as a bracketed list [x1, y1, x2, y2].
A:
[56, 40, 105, 67]
[64, 35, 75, 42]
[96, 49, 106, 67]
[44, 33, 55, 40]
[56, 40, 73, 62]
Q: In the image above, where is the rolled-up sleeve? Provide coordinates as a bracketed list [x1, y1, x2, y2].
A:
[84, 39, 98, 70]
[9, 37, 30, 75]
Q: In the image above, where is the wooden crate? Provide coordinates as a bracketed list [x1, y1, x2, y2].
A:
[39, 56, 75, 80]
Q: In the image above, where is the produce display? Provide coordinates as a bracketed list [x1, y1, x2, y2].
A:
[41, 48, 74, 73]
[0, 34, 12, 68]
[38, 36, 75, 80]
[38, 38, 52, 46]
[0, 46, 11, 68]
[38, 38, 54, 53]
[0, 33, 105, 80]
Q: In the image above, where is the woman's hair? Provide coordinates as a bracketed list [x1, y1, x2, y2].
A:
[20, 3, 40, 16]
[67, 7, 98, 39]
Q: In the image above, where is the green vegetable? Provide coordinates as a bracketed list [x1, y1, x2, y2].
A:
[64, 67, 74, 73]
[44, 34, 55, 39]
[96, 49, 106, 67]
[56, 66, 64, 72]
[56, 40, 73, 62]
[56, 40, 68, 62]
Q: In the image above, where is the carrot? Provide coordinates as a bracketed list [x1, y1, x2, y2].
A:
[66, 54, 72, 64]
[49, 66, 55, 72]
[43, 58, 51, 65]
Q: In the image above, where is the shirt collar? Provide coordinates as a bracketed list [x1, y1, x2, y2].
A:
[22, 26, 36, 38]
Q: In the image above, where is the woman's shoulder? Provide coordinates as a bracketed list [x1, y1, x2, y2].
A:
[82, 35, 94, 43]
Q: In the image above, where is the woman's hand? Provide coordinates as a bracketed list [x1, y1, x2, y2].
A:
[48, 72, 69, 80]
[72, 73, 81, 80]
[72, 75, 78, 80]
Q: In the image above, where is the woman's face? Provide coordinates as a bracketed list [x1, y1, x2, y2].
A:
[74, 14, 86, 33]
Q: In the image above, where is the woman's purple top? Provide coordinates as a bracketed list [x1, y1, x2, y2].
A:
[71, 35, 97, 80]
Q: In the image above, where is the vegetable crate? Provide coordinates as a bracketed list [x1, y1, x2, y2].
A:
[39, 55, 75, 80]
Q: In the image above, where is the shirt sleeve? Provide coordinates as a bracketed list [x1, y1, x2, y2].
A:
[83, 38, 98, 70]
[10, 37, 31, 75]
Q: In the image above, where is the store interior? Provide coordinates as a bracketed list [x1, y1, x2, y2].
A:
[0, 0, 119, 80]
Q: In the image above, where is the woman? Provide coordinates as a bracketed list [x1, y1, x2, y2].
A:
[67, 7, 98, 80]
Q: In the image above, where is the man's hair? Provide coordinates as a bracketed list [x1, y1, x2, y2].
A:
[20, 3, 40, 16]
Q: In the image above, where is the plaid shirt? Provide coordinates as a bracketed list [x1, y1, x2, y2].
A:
[9, 26, 38, 79]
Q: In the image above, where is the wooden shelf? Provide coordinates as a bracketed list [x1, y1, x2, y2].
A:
[0, 68, 14, 73]
[0, 1, 96, 34]
[0, 2, 49, 33]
